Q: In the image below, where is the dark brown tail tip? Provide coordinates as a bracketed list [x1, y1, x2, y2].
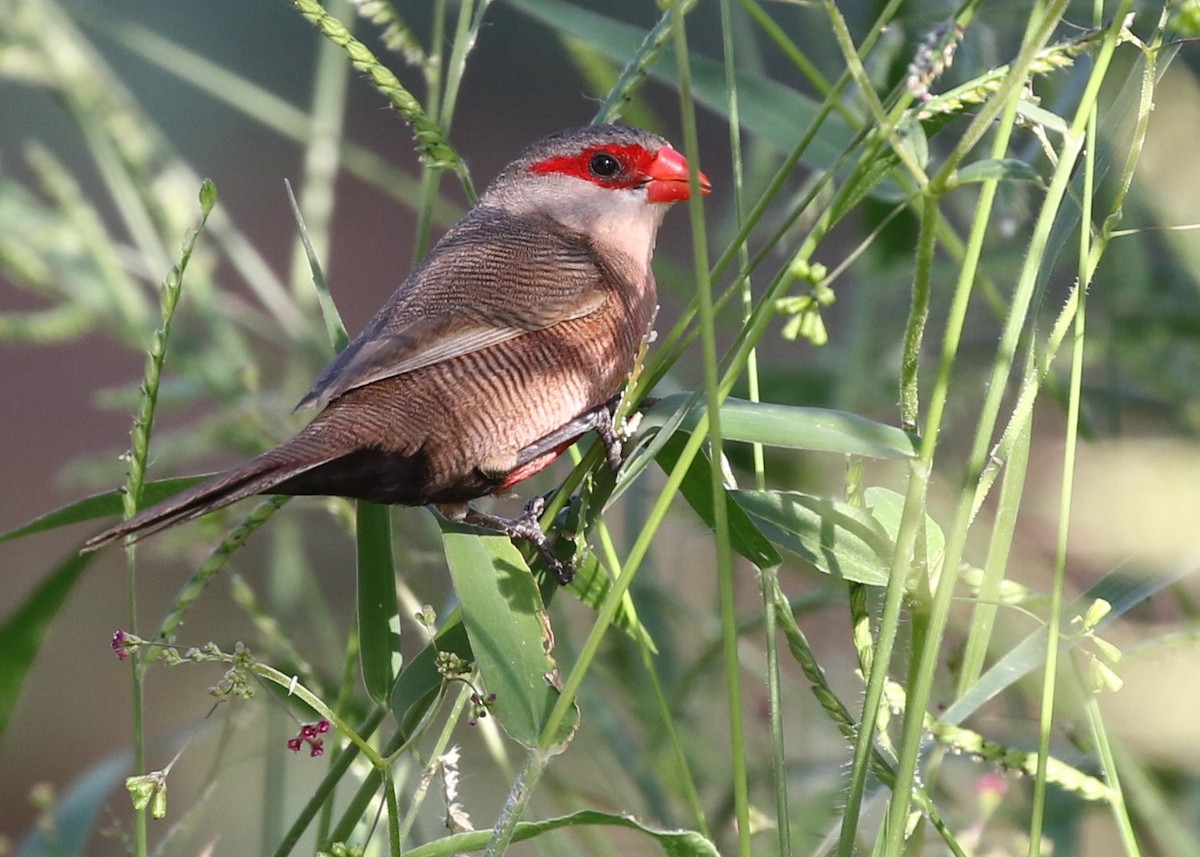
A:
[81, 526, 131, 554]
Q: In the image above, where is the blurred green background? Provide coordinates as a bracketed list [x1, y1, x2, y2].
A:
[4, 1, 1200, 855]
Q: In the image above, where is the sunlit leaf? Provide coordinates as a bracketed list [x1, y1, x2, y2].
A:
[357, 502, 400, 705]
[731, 490, 892, 586]
[441, 523, 579, 751]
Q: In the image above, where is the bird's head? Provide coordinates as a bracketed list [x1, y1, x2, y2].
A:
[482, 125, 711, 265]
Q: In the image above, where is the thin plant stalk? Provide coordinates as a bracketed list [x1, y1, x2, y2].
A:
[839, 1, 1072, 848]
[580, 476, 709, 836]
[719, 0, 788, 848]
[287, 0, 353, 308]
[880, 7, 1128, 853]
[668, 4, 748, 853]
[118, 182, 216, 857]
[1030, 4, 1101, 843]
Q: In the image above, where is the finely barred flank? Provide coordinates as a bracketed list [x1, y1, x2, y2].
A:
[290, 0, 460, 174]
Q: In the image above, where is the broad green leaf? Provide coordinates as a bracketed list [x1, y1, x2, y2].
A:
[1, 476, 207, 542]
[954, 158, 1044, 186]
[0, 552, 95, 743]
[658, 433, 781, 570]
[401, 808, 718, 857]
[864, 486, 946, 575]
[636, 394, 918, 459]
[390, 617, 473, 737]
[356, 502, 400, 705]
[731, 490, 892, 586]
[441, 523, 579, 751]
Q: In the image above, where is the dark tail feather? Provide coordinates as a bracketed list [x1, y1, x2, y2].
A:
[82, 449, 327, 552]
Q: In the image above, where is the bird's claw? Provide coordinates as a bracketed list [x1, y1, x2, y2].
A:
[464, 498, 575, 585]
[591, 405, 626, 474]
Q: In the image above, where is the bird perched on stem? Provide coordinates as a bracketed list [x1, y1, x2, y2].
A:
[85, 124, 710, 582]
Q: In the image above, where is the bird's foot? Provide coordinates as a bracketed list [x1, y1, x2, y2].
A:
[591, 399, 625, 473]
[463, 498, 575, 585]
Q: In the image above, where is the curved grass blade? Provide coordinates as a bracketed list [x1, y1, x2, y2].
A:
[15, 750, 131, 857]
[0, 552, 96, 743]
[1, 476, 207, 543]
[638, 393, 918, 457]
[401, 808, 718, 857]
[507, 0, 853, 168]
[657, 432, 781, 570]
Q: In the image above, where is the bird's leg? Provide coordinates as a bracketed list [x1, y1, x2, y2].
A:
[461, 498, 575, 585]
[513, 396, 625, 475]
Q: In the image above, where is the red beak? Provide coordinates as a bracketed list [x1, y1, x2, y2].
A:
[643, 145, 712, 204]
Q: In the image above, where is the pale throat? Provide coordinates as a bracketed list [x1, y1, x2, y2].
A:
[513, 178, 667, 272]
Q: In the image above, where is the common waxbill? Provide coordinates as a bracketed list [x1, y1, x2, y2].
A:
[84, 125, 710, 582]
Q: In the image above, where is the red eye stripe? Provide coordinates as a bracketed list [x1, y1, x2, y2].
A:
[529, 144, 657, 188]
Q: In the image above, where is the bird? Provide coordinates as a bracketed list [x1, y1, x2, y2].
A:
[84, 124, 710, 583]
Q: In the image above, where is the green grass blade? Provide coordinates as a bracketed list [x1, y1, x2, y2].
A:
[507, 0, 853, 167]
[657, 432, 781, 570]
[402, 809, 719, 857]
[357, 502, 400, 705]
[637, 394, 918, 457]
[285, 178, 349, 352]
[0, 476, 206, 543]
[390, 618, 473, 737]
[0, 552, 95, 743]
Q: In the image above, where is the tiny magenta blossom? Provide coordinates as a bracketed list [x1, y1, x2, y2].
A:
[287, 720, 333, 757]
[112, 630, 129, 661]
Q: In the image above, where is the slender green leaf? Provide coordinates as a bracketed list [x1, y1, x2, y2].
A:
[286, 178, 349, 351]
[942, 557, 1200, 729]
[731, 490, 892, 586]
[637, 393, 918, 458]
[357, 502, 400, 705]
[0, 476, 207, 543]
[955, 158, 1044, 186]
[441, 523, 579, 751]
[401, 808, 719, 857]
[0, 552, 95, 743]
[566, 549, 657, 652]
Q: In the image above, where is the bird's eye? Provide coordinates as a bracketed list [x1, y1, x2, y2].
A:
[588, 152, 621, 178]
